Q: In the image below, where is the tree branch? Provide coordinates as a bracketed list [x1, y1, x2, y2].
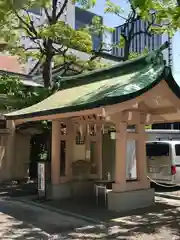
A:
[115, 13, 127, 21]
[29, 54, 44, 75]
[131, 30, 151, 40]
[12, 6, 39, 41]
[25, 47, 40, 51]
[51, 0, 58, 24]
[56, 0, 68, 20]
[43, 7, 52, 23]
[23, 9, 38, 37]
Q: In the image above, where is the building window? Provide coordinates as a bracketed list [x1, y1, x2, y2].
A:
[75, 7, 103, 51]
[27, 8, 42, 16]
[76, 132, 85, 145]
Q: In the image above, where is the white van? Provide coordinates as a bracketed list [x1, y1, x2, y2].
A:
[146, 141, 180, 184]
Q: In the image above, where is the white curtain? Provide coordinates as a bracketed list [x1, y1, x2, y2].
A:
[126, 140, 137, 180]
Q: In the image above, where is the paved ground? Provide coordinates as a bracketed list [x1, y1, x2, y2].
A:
[155, 184, 180, 198]
[1, 182, 180, 239]
[1, 196, 180, 239]
[0, 198, 89, 239]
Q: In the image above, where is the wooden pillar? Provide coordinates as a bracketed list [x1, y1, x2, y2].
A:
[136, 124, 149, 187]
[112, 122, 127, 192]
[51, 120, 61, 185]
[97, 125, 102, 179]
[66, 121, 75, 179]
[85, 123, 91, 160]
[6, 120, 16, 180]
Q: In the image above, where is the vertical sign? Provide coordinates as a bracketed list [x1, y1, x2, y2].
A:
[38, 162, 46, 197]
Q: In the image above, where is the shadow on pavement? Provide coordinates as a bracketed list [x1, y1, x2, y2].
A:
[1, 183, 180, 239]
[27, 196, 180, 239]
[0, 198, 180, 239]
[60, 201, 180, 239]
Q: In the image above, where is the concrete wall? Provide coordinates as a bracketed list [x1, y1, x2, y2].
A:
[59, 0, 75, 28]
[73, 144, 85, 161]
[0, 134, 8, 183]
[13, 134, 31, 180]
[0, 132, 31, 183]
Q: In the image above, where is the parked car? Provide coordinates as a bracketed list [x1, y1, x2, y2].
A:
[146, 141, 180, 185]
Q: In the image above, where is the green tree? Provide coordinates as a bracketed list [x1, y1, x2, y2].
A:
[0, 0, 110, 88]
[95, 0, 155, 61]
[132, 0, 180, 34]
[0, 74, 52, 110]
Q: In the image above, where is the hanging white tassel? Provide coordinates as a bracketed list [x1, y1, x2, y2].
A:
[102, 124, 104, 134]
[87, 124, 90, 135]
[94, 124, 97, 135]
[102, 108, 106, 118]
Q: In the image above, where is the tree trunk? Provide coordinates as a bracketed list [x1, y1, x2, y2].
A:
[42, 54, 53, 88]
[42, 39, 54, 88]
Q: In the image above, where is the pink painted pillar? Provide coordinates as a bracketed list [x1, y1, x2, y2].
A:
[85, 124, 91, 160]
[136, 124, 150, 187]
[112, 122, 127, 192]
[66, 121, 75, 179]
[6, 120, 16, 180]
[51, 120, 61, 185]
[97, 125, 102, 179]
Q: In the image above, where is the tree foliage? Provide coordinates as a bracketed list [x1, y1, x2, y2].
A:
[0, 0, 112, 88]
[95, 0, 155, 61]
[0, 0, 160, 112]
[132, 0, 180, 35]
[0, 74, 52, 110]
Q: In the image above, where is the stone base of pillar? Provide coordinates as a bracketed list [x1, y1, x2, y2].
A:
[71, 180, 94, 198]
[108, 188, 154, 212]
[50, 183, 71, 200]
[49, 181, 94, 200]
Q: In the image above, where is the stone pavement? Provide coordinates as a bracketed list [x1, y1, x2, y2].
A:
[155, 185, 180, 200]
[1, 183, 180, 239]
[9, 194, 180, 239]
[0, 197, 89, 239]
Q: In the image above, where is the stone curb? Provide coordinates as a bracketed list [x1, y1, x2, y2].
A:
[12, 197, 101, 225]
[155, 192, 180, 201]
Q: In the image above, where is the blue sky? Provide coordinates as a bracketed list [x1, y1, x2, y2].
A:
[89, 0, 130, 27]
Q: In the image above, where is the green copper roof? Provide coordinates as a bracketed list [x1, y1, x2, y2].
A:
[6, 46, 179, 120]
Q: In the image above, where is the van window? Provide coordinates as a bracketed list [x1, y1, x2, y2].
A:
[146, 143, 169, 157]
[175, 144, 180, 156]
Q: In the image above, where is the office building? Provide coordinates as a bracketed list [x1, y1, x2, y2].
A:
[112, 17, 172, 67]
[75, 6, 103, 51]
